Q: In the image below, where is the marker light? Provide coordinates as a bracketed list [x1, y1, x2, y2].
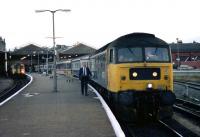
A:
[152, 72, 158, 77]
[132, 72, 138, 77]
[147, 83, 153, 88]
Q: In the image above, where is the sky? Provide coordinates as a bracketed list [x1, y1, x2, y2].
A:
[1, 0, 200, 50]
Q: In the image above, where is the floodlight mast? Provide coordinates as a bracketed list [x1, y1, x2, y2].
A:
[35, 9, 71, 92]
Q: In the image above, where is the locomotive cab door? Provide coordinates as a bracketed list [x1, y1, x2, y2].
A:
[107, 48, 117, 91]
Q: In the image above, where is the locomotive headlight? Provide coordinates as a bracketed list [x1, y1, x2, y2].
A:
[147, 83, 153, 89]
[152, 72, 158, 77]
[21, 69, 25, 74]
[132, 72, 138, 77]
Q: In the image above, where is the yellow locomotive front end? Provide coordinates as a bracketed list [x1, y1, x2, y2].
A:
[106, 33, 176, 119]
[108, 63, 173, 93]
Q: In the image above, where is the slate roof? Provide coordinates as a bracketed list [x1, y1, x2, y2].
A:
[12, 44, 49, 55]
[56, 45, 71, 53]
[61, 43, 96, 55]
[170, 43, 200, 52]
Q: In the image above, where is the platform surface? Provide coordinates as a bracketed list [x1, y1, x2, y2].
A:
[0, 73, 115, 137]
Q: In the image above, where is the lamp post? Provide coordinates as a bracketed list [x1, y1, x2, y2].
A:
[35, 9, 71, 92]
[28, 51, 36, 73]
[37, 51, 44, 73]
[176, 38, 180, 69]
[46, 49, 49, 75]
[42, 54, 52, 75]
[37, 51, 40, 73]
[33, 51, 36, 72]
[5, 50, 8, 77]
[27, 54, 32, 73]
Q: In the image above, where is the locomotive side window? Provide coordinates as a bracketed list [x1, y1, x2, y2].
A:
[145, 47, 170, 62]
[109, 49, 114, 63]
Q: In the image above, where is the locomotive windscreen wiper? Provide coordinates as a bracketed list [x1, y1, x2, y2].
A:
[153, 48, 158, 55]
[128, 48, 136, 56]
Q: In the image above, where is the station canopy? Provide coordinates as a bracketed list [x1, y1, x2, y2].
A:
[12, 44, 49, 55]
[60, 43, 96, 59]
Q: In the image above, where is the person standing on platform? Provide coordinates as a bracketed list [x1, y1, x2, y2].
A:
[79, 63, 92, 96]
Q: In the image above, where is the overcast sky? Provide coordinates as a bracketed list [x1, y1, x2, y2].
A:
[1, 0, 200, 50]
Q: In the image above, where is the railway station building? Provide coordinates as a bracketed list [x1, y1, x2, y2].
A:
[170, 42, 200, 69]
[10, 42, 96, 73]
[59, 43, 96, 60]
[11, 44, 53, 73]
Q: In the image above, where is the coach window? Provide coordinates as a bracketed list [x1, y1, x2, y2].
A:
[109, 49, 114, 63]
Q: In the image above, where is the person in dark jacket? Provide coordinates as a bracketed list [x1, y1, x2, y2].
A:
[79, 63, 92, 96]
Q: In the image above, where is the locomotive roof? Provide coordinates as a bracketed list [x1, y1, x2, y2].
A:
[94, 33, 169, 54]
[109, 32, 169, 48]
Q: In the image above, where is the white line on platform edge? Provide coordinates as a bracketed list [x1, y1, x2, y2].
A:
[88, 84, 125, 137]
[0, 74, 33, 106]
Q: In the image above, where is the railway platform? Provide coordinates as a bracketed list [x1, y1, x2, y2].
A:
[0, 77, 14, 93]
[0, 73, 115, 137]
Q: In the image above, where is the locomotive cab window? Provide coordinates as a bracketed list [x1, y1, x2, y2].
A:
[117, 47, 143, 62]
[145, 47, 170, 62]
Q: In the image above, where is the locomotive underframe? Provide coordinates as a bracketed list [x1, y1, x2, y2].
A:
[90, 79, 175, 120]
[111, 89, 176, 107]
[110, 89, 176, 120]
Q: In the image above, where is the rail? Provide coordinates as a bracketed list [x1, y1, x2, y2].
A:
[174, 98, 200, 120]
[159, 120, 183, 137]
[174, 81, 200, 91]
[0, 74, 33, 106]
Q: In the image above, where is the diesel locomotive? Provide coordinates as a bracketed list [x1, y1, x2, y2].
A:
[88, 33, 175, 120]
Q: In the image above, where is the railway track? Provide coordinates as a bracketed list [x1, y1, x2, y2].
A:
[122, 115, 200, 137]
[174, 98, 200, 120]
[174, 80, 200, 104]
[122, 119, 184, 137]
[158, 120, 183, 137]
[174, 80, 200, 120]
[0, 76, 30, 103]
[115, 98, 200, 137]
[174, 81, 200, 91]
[123, 84, 200, 137]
